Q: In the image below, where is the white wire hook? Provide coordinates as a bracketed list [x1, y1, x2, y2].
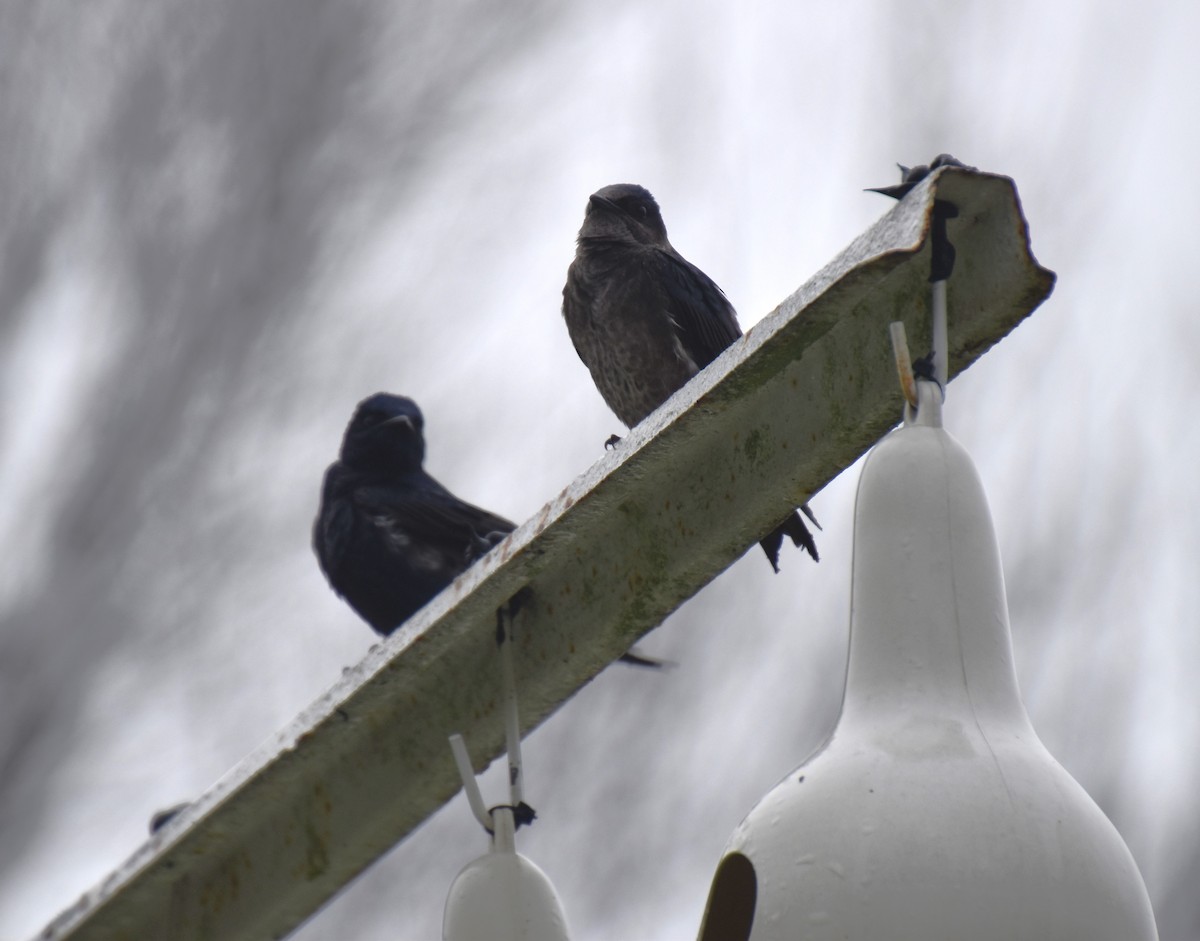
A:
[448, 598, 532, 837]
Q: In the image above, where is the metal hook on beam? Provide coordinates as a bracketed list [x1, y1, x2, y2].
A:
[449, 598, 537, 836]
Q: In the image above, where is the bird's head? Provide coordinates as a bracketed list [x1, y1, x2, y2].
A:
[340, 393, 426, 472]
[578, 183, 669, 247]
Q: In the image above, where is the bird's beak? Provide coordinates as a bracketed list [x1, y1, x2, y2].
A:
[588, 193, 619, 213]
[381, 415, 415, 432]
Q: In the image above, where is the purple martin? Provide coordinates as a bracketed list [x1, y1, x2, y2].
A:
[868, 154, 970, 285]
[866, 153, 972, 200]
[314, 393, 663, 667]
[562, 183, 818, 570]
[313, 393, 514, 635]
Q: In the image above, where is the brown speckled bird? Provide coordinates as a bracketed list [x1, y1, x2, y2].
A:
[562, 183, 818, 570]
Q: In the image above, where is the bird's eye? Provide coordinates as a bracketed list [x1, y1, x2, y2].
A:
[637, 204, 649, 220]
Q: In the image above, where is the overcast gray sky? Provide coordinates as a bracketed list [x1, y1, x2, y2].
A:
[1, 1, 1197, 938]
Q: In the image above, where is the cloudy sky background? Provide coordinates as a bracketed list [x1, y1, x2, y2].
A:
[1, 0, 1197, 938]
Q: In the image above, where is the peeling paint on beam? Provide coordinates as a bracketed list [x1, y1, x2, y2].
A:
[39, 168, 1054, 941]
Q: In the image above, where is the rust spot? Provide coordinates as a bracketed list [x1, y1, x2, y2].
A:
[304, 820, 329, 881]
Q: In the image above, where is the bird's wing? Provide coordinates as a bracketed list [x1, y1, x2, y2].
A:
[656, 250, 743, 369]
[313, 465, 357, 576]
[562, 258, 597, 365]
[356, 476, 516, 563]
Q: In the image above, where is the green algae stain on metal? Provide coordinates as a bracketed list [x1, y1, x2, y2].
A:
[304, 820, 329, 881]
[743, 427, 766, 467]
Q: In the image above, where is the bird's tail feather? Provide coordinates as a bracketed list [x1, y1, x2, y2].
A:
[760, 508, 820, 571]
[619, 649, 670, 669]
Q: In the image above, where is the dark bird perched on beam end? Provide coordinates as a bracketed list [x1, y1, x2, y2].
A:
[562, 183, 819, 571]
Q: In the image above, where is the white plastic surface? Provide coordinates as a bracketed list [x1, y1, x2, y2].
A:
[443, 810, 571, 941]
[702, 382, 1157, 941]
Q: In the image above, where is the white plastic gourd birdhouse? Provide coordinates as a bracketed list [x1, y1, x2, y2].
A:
[442, 806, 571, 941]
[442, 614, 571, 941]
[697, 380, 1157, 941]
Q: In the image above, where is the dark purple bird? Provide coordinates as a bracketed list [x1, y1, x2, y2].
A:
[562, 183, 818, 570]
[313, 393, 514, 635]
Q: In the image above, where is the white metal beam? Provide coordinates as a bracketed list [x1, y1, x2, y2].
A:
[38, 167, 1054, 941]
